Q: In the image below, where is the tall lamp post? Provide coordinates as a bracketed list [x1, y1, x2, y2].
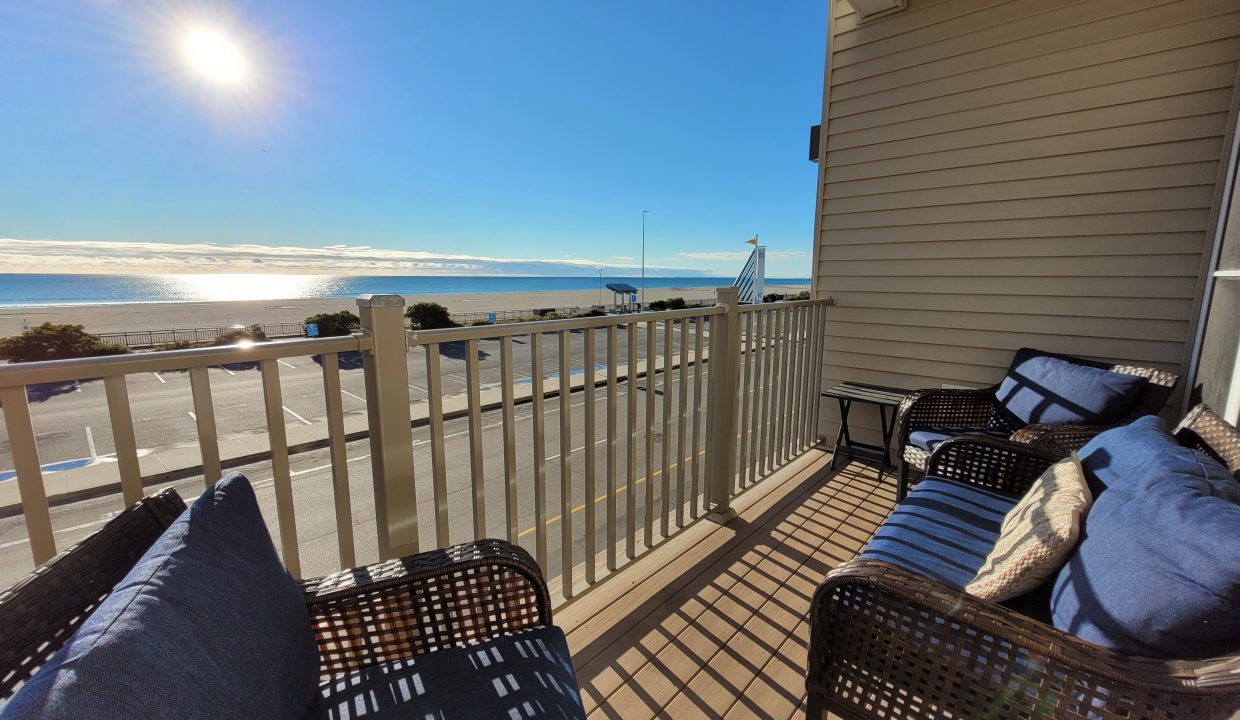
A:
[641, 210, 651, 307]
[597, 268, 604, 307]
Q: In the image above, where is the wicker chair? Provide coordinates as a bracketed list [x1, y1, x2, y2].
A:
[895, 350, 1178, 500]
[0, 489, 551, 700]
[806, 405, 1240, 720]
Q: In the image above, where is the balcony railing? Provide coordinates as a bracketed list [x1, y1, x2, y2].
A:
[0, 288, 830, 602]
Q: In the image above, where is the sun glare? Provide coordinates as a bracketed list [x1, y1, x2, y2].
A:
[182, 26, 248, 85]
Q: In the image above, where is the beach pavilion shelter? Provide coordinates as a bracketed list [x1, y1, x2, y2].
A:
[606, 282, 639, 311]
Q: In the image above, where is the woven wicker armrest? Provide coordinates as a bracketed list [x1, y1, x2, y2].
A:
[895, 387, 1003, 446]
[1010, 422, 1114, 455]
[926, 435, 1060, 498]
[302, 538, 552, 680]
[0, 488, 186, 699]
[808, 559, 1240, 720]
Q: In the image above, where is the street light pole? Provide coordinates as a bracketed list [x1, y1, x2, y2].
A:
[641, 210, 651, 307]
[597, 268, 603, 307]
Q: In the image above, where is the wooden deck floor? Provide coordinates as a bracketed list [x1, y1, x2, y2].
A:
[558, 451, 895, 719]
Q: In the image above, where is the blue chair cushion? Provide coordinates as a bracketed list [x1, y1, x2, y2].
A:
[860, 478, 1019, 589]
[311, 626, 585, 719]
[3, 473, 319, 720]
[1052, 418, 1240, 659]
[994, 348, 1148, 427]
[908, 427, 1009, 453]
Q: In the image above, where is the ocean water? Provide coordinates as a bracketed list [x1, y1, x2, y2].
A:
[0, 274, 810, 307]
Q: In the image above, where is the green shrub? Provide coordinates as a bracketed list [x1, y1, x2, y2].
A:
[213, 325, 268, 346]
[305, 310, 360, 337]
[573, 309, 606, 318]
[470, 319, 491, 326]
[406, 302, 457, 330]
[648, 299, 669, 311]
[0, 323, 133, 362]
[154, 340, 197, 351]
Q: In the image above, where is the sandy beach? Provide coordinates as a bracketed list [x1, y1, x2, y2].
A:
[0, 283, 809, 337]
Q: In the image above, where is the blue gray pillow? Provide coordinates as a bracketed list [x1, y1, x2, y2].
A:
[994, 348, 1148, 427]
[1052, 417, 1240, 659]
[2, 473, 319, 720]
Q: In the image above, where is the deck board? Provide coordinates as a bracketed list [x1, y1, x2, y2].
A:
[560, 453, 895, 719]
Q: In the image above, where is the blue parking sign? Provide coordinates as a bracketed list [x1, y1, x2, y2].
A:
[306, 323, 319, 337]
[630, 294, 637, 303]
[487, 312, 496, 325]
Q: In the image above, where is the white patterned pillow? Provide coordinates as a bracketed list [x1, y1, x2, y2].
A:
[966, 454, 1093, 602]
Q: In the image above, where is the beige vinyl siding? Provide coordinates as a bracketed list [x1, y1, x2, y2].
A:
[813, 0, 1240, 445]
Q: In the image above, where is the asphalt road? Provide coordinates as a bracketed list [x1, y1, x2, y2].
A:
[0, 320, 707, 472]
[0, 360, 718, 593]
[0, 320, 735, 592]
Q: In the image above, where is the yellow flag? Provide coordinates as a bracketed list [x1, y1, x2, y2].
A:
[746, 235, 758, 245]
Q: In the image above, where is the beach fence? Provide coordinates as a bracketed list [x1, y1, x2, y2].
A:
[93, 322, 307, 349]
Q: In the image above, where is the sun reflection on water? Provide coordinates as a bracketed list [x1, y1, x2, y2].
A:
[153, 274, 342, 302]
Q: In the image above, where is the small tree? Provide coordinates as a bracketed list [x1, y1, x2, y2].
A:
[213, 325, 268, 346]
[305, 310, 360, 337]
[406, 302, 456, 330]
[0, 323, 131, 362]
[666, 297, 687, 310]
[649, 299, 669, 311]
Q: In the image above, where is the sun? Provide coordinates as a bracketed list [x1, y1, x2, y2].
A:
[182, 26, 249, 85]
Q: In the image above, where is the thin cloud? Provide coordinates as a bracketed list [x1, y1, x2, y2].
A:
[0, 238, 711, 276]
[675, 250, 809, 261]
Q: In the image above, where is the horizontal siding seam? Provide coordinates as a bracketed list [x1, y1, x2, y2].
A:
[823, 110, 1228, 171]
[825, 89, 1234, 161]
[831, 0, 1238, 91]
[821, 181, 1218, 217]
[827, 55, 1238, 142]
[829, 32, 1240, 120]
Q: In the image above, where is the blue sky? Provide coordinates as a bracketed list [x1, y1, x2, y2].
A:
[0, 1, 826, 277]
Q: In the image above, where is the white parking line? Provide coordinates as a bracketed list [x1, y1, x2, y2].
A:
[546, 437, 607, 462]
[341, 390, 366, 404]
[216, 365, 236, 376]
[445, 373, 468, 382]
[283, 406, 312, 425]
[152, 372, 166, 384]
[409, 383, 426, 393]
[84, 426, 97, 459]
[277, 359, 296, 369]
[187, 411, 197, 422]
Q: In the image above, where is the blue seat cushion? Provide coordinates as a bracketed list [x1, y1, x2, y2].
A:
[907, 427, 1009, 453]
[860, 478, 1019, 589]
[311, 626, 585, 720]
[1052, 417, 1240, 659]
[4, 473, 319, 720]
[994, 348, 1148, 427]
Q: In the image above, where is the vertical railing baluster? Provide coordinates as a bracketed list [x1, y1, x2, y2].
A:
[813, 301, 828, 445]
[103, 375, 142, 505]
[660, 317, 673, 538]
[606, 324, 619, 572]
[188, 367, 221, 488]
[465, 338, 486, 539]
[644, 320, 656, 551]
[0, 385, 55, 565]
[501, 336, 519, 544]
[558, 330, 574, 599]
[767, 309, 783, 472]
[676, 315, 689, 527]
[782, 307, 798, 463]
[425, 343, 450, 548]
[749, 309, 764, 485]
[321, 352, 356, 569]
[531, 332, 548, 572]
[790, 307, 805, 454]
[738, 311, 753, 489]
[690, 314, 704, 518]
[626, 322, 638, 559]
[260, 359, 300, 577]
[583, 327, 597, 586]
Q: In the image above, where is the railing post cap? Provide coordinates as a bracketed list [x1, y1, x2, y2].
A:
[356, 294, 406, 308]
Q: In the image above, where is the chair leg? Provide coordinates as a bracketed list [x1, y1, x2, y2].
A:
[896, 458, 907, 503]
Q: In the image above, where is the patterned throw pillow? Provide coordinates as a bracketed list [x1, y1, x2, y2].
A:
[965, 454, 1093, 602]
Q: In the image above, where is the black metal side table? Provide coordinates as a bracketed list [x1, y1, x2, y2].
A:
[822, 382, 911, 481]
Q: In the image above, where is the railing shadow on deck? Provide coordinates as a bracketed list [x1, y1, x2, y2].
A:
[569, 460, 896, 719]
